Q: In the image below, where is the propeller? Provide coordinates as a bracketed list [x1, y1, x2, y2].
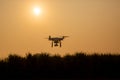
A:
[63, 36, 69, 37]
[58, 36, 69, 37]
[62, 36, 69, 38]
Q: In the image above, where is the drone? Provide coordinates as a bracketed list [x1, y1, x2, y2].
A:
[45, 35, 69, 47]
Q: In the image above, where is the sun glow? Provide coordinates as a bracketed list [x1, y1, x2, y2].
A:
[33, 7, 41, 16]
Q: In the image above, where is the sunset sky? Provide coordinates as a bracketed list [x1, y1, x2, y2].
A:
[0, 0, 120, 58]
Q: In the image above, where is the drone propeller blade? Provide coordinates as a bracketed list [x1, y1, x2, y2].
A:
[63, 36, 69, 38]
[63, 36, 69, 37]
[58, 36, 69, 37]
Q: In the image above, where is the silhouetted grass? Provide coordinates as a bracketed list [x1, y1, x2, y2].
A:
[0, 52, 120, 79]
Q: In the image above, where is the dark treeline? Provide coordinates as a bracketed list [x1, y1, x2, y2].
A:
[0, 52, 120, 79]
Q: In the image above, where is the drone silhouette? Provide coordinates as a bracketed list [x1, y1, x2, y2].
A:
[45, 35, 69, 47]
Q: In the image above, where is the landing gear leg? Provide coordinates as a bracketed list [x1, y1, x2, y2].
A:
[60, 41, 62, 47]
[51, 41, 53, 47]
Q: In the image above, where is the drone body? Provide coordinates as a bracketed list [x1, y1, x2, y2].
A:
[46, 35, 69, 47]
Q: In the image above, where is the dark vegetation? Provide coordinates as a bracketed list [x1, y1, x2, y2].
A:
[0, 52, 120, 79]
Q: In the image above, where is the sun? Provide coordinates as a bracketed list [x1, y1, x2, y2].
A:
[33, 7, 41, 16]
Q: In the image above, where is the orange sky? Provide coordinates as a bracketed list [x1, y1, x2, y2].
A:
[0, 0, 120, 58]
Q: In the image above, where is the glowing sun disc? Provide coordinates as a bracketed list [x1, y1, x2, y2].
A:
[33, 7, 41, 15]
